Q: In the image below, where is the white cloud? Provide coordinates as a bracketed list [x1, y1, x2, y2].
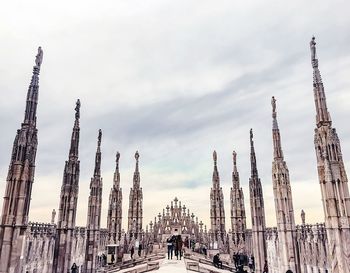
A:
[1, 0, 350, 231]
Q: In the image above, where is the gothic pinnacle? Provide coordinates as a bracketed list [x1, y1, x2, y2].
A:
[250, 129, 258, 177]
[135, 150, 139, 172]
[113, 151, 120, 188]
[213, 150, 217, 166]
[94, 129, 102, 177]
[69, 100, 81, 160]
[116, 151, 120, 169]
[24, 47, 43, 125]
[75, 99, 80, 121]
[310, 37, 331, 127]
[233, 150, 237, 173]
[272, 96, 284, 160]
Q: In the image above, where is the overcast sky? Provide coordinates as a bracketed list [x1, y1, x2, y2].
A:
[1, 0, 350, 231]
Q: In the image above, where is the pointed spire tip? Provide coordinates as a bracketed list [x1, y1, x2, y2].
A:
[116, 151, 120, 162]
[97, 129, 102, 147]
[35, 47, 43, 67]
[75, 99, 81, 120]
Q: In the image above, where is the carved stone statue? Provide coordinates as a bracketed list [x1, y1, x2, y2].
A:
[271, 96, 276, 113]
[35, 46, 43, 67]
[232, 151, 237, 164]
[213, 150, 217, 164]
[310, 36, 316, 60]
[98, 129, 102, 146]
[135, 151, 139, 161]
[75, 99, 80, 120]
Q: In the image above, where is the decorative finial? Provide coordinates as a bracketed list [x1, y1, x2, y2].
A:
[75, 99, 81, 120]
[135, 151, 139, 161]
[35, 46, 43, 67]
[271, 96, 276, 113]
[98, 129, 102, 147]
[116, 151, 120, 163]
[213, 150, 217, 165]
[310, 36, 317, 63]
[250, 128, 253, 141]
[233, 151, 237, 165]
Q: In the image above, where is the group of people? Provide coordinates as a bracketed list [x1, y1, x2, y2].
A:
[166, 235, 183, 260]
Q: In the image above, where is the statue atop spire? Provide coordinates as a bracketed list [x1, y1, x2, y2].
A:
[271, 96, 283, 159]
[116, 151, 120, 165]
[94, 129, 102, 177]
[35, 46, 43, 67]
[213, 150, 217, 166]
[75, 99, 80, 120]
[310, 36, 317, 63]
[135, 150, 139, 161]
[98, 129, 102, 148]
[250, 129, 258, 177]
[271, 96, 276, 114]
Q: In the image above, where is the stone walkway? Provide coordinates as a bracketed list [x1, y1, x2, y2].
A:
[157, 257, 187, 273]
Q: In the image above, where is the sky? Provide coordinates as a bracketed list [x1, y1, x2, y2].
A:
[0, 0, 350, 231]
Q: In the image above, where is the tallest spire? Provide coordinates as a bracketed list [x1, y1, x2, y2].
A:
[24, 46, 43, 125]
[310, 37, 331, 127]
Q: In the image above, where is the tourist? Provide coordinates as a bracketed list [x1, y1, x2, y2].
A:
[71, 263, 78, 273]
[263, 260, 268, 273]
[213, 253, 223, 269]
[176, 235, 183, 260]
[138, 243, 142, 257]
[202, 245, 207, 257]
[167, 236, 174, 259]
[248, 255, 252, 270]
[286, 270, 293, 273]
[130, 246, 135, 259]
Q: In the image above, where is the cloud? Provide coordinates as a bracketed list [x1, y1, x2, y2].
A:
[1, 0, 350, 230]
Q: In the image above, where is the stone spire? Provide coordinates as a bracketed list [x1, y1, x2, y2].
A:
[24, 46, 43, 125]
[301, 210, 305, 226]
[271, 96, 283, 160]
[271, 97, 299, 273]
[128, 151, 143, 239]
[94, 129, 102, 177]
[210, 151, 226, 245]
[230, 151, 246, 253]
[53, 99, 81, 273]
[0, 47, 43, 273]
[250, 129, 259, 177]
[84, 130, 103, 273]
[311, 37, 350, 273]
[51, 209, 56, 225]
[310, 36, 331, 127]
[107, 152, 123, 243]
[248, 129, 267, 273]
